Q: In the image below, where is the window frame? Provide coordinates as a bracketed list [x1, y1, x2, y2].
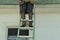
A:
[7, 26, 18, 40]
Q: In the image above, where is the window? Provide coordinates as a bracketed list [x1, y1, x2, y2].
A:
[8, 28, 18, 40]
[7, 28, 29, 40]
[19, 30, 29, 36]
[8, 28, 18, 36]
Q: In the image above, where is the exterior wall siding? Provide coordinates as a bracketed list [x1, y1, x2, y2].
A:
[0, 5, 60, 40]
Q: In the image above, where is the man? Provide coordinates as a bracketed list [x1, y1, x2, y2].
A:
[19, 0, 34, 27]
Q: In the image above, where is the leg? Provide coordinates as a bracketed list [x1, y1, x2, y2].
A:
[29, 13, 32, 19]
[29, 13, 33, 27]
[21, 13, 26, 27]
[27, 2, 34, 27]
[21, 13, 25, 19]
[20, 2, 26, 27]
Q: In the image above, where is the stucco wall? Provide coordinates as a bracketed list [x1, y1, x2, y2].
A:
[35, 4, 60, 40]
[0, 5, 19, 40]
[0, 5, 60, 40]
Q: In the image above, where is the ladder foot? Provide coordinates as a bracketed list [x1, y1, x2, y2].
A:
[20, 25, 26, 27]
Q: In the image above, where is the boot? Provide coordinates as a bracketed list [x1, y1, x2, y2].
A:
[29, 21, 33, 27]
[21, 21, 26, 27]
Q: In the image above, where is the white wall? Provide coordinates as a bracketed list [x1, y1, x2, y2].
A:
[35, 4, 60, 40]
[0, 4, 60, 40]
[0, 5, 19, 40]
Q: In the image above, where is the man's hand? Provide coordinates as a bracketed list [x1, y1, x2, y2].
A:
[30, 0, 34, 4]
[19, 0, 24, 5]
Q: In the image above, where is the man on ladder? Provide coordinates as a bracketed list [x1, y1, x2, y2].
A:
[18, 0, 34, 40]
[19, 0, 34, 27]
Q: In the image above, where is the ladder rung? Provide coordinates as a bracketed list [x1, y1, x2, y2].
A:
[8, 38, 16, 39]
[20, 20, 33, 22]
[18, 27, 33, 30]
[18, 36, 32, 38]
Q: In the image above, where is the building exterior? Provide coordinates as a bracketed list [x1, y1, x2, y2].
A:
[0, 0, 60, 40]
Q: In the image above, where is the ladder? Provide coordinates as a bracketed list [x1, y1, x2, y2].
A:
[17, 4, 35, 40]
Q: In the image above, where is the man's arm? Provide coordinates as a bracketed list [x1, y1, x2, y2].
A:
[30, 0, 34, 4]
[19, 0, 24, 5]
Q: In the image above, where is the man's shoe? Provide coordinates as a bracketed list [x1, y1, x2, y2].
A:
[20, 25, 25, 27]
[29, 25, 33, 27]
